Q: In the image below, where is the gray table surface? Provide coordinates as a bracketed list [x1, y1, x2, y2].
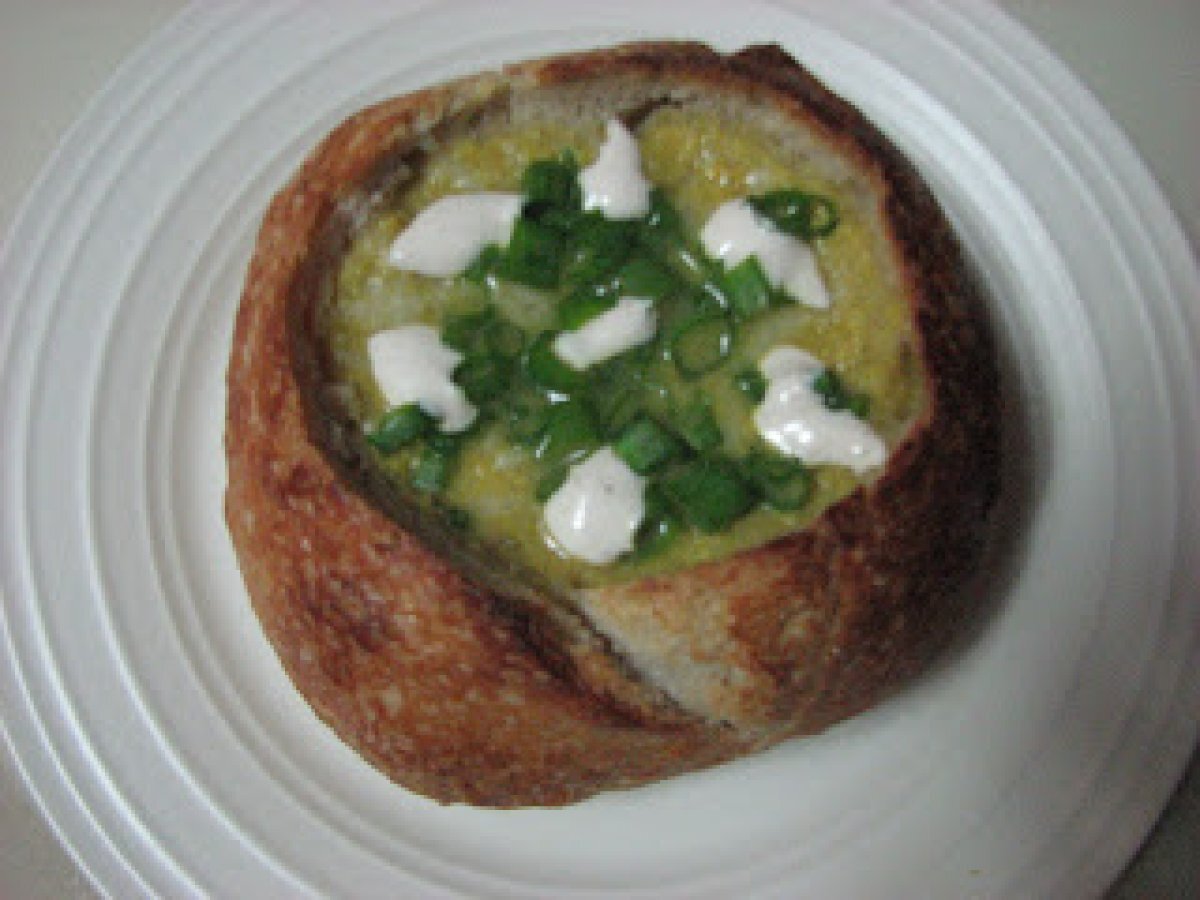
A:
[2, 1, 1197, 896]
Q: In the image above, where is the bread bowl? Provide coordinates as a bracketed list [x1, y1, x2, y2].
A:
[224, 41, 1000, 806]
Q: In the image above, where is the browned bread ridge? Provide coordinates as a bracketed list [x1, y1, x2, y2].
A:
[224, 41, 1000, 806]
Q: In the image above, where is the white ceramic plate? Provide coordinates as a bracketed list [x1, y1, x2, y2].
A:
[2, 1, 1198, 896]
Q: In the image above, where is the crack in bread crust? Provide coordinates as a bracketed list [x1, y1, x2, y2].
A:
[225, 41, 1000, 806]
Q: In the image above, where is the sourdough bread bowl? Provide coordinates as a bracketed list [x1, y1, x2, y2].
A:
[224, 41, 1000, 806]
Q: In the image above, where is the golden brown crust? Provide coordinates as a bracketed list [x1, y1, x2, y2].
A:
[225, 41, 999, 805]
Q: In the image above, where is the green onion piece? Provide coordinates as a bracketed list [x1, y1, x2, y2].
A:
[722, 255, 772, 320]
[521, 154, 581, 210]
[616, 256, 678, 298]
[670, 313, 733, 379]
[741, 451, 813, 511]
[441, 306, 494, 354]
[535, 400, 598, 468]
[535, 205, 583, 235]
[367, 403, 431, 453]
[505, 394, 551, 447]
[810, 369, 839, 404]
[633, 487, 683, 558]
[562, 214, 636, 286]
[734, 367, 767, 403]
[524, 331, 585, 393]
[558, 289, 617, 331]
[613, 417, 679, 475]
[659, 285, 725, 342]
[462, 245, 503, 286]
[410, 436, 460, 493]
[635, 512, 682, 557]
[660, 459, 755, 533]
[643, 188, 684, 237]
[487, 318, 526, 360]
[673, 400, 722, 454]
[455, 353, 511, 405]
[499, 217, 563, 289]
[811, 368, 870, 419]
[638, 189, 732, 310]
[748, 190, 839, 240]
[584, 372, 643, 437]
[639, 190, 699, 272]
[534, 464, 570, 503]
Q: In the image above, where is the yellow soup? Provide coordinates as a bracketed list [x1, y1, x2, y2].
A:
[325, 107, 923, 588]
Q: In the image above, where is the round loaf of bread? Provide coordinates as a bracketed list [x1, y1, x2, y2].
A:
[225, 41, 1000, 806]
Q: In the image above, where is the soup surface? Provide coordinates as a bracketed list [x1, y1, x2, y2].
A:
[324, 107, 924, 588]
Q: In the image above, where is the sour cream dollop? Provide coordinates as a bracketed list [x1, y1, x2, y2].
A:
[367, 325, 477, 432]
[700, 199, 830, 309]
[580, 119, 652, 220]
[553, 296, 657, 370]
[387, 192, 522, 277]
[544, 446, 646, 565]
[755, 346, 885, 474]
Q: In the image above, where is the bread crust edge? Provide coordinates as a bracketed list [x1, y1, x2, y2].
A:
[223, 41, 1000, 805]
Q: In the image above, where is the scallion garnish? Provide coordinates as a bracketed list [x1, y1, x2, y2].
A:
[367, 403, 432, 453]
[722, 255, 773, 320]
[670, 313, 733, 379]
[748, 189, 839, 240]
[811, 368, 870, 419]
[660, 459, 755, 533]
[613, 417, 680, 475]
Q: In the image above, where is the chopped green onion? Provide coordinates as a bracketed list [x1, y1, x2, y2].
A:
[633, 487, 683, 557]
[616, 256, 678, 298]
[660, 459, 755, 533]
[748, 190, 839, 240]
[505, 394, 552, 447]
[670, 313, 733, 379]
[499, 217, 563, 288]
[583, 372, 643, 437]
[811, 368, 870, 418]
[613, 417, 679, 475]
[487, 318, 526, 360]
[558, 289, 616, 330]
[455, 353, 511, 405]
[741, 451, 813, 511]
[521, 153, 581, 210]
[535, 205, 583, 235]
[410, 437, 460, 493]
[441, 306, 494, 354]
[367, 403, 431, 453]
[534, 400, 598, 467]
[734, 367, 767, 403]
[462, 245, 503, 286]
[562, 213, 636, 286]
[642, 188, 684, 237]
[722, 255, 772, 320]
[535, 464, 570, 502]
[673, 400, 722, 454]
[524, 330, 585, 393]
[635, 512, 682, 557]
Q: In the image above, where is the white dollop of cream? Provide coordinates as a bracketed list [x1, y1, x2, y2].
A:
[700, 199, 830, 309]
[366, 325, 476, 432]
[387, 192, 522, 277]
[580, 119, 652, 220]
[755, 346, 885, 474]
[553, 296, 657, 370]
[543, 446, 646, 565]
